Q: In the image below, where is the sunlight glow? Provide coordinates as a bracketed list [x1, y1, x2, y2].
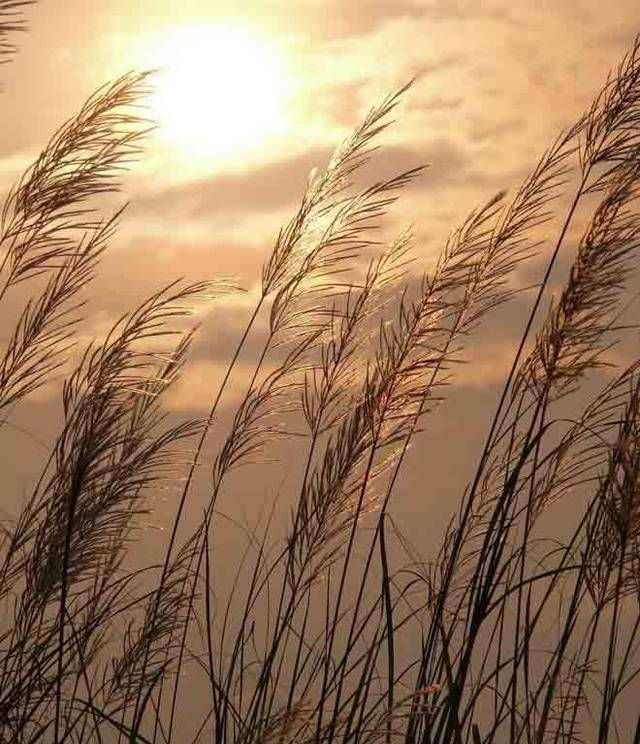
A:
[151, 25, 292, 158]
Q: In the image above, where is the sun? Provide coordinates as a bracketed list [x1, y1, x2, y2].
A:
[150, 25, 292, 158]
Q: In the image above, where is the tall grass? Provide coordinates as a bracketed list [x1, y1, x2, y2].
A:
[2, 2, 640, 742]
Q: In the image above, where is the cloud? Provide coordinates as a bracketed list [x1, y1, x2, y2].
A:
[304, 0, 427, 40]
[131, 146, 333, 222]
[93, 234, 267, 304]
[164, 359, 255, 413]
[127, 136, 487, 246]
[0, 151, 32, 193]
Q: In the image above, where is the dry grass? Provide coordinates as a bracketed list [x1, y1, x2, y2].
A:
[2, 2, 640, 742]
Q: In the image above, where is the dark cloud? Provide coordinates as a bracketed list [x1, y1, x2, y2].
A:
[190, 301, 268, 366]
[356, 139, 495, 192]
[86, 235, 266, 315]
[131, 147, 333, 221]
[129, 138, 478, 227]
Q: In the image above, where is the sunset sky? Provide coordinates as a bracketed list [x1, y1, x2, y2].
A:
[1, 1, 638, 531]
[3, 4, 640, 740]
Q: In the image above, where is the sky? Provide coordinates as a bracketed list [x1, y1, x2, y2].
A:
[0, 1, 639, 536]
[1, 2, 640, 738]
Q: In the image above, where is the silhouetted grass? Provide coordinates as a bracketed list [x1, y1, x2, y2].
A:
[2, 2, 640, 742]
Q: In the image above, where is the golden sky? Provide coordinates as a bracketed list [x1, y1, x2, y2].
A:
[1, 6, 640, 737]
[0, 0, 638, 507]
